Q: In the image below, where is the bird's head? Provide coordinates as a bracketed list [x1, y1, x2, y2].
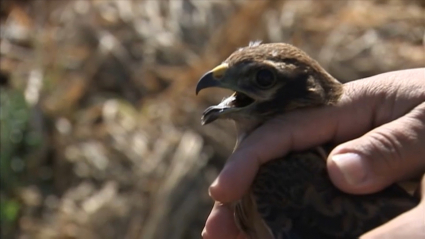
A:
[196, 42, 343, 135]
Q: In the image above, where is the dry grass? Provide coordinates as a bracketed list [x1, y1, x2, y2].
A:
[1, 0, 424, 239]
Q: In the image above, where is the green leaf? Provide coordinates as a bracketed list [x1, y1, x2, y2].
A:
[1, 199, 20, 222]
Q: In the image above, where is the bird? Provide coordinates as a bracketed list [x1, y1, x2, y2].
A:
[196, 42, 419, 239]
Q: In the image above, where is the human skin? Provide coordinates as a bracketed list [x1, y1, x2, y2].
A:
[201, 68, 425, 239]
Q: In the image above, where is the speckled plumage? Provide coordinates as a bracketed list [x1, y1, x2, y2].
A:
[196, 42, 419, 239]
[239, 149, 417, 239]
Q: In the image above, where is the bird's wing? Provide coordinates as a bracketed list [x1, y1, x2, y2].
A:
[241, 148, 419, 239]
[234, 194, 276, 239]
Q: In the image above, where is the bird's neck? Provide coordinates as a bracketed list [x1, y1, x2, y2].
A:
[233, 119, 263, 152]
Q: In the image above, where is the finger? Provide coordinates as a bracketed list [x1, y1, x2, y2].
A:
[202, 202, 239, 239]
[209, 69, 425, 203]
[209, 92, 367, 202]
[236, 233, 248, 239]
[360, 203, 425, 239]
[418, 173, 425, 199]
[328, 102, 425, 194]
[360, 175, 425, 239]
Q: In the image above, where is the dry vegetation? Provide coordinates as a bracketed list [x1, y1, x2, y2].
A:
[1, 0, 424, 239]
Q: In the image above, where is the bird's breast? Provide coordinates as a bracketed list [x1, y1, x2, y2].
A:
[235, 148, 419, 239]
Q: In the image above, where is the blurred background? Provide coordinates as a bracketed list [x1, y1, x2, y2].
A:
[0, 0, 424, 238]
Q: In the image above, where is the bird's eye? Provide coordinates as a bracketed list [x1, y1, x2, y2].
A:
[255, 69, 275, 89]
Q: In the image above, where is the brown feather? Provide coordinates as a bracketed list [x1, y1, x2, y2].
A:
[198, 42, 419, 239]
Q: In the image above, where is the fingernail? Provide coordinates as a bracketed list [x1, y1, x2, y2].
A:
[211, 178, 218, 188]
[201, 228, 206, 237]
[208, 178, 218, 198]
[331, 153, 367, 185]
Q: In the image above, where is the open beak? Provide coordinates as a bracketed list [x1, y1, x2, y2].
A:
[196, 63, 255, 125]
[195, 63, 229, 95]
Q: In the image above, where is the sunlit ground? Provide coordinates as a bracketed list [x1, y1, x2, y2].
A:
[1, 0, 424, 238]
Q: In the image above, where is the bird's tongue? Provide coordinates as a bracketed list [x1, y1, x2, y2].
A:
[232, 92, 254, 107]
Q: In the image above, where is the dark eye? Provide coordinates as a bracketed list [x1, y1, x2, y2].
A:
[255, 69, 275, 89]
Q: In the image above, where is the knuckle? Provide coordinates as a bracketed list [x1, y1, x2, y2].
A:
[366, 129, 404, 171]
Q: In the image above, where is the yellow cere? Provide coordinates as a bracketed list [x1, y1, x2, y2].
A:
[211, 63, 229, 79]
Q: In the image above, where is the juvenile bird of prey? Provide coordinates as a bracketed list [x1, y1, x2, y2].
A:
[196, 42, 419, 239]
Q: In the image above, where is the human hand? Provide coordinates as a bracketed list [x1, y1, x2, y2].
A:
[360, 175, 425, 239]
[202, 68, 425, 238]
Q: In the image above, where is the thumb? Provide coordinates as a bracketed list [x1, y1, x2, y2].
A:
[327, 104, 425, 194]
